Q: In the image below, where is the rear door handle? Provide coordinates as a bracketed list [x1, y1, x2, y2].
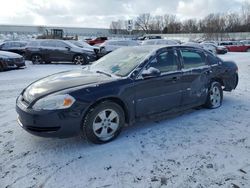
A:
[205, 70, 212, 75]
[172, 76, 178, 81]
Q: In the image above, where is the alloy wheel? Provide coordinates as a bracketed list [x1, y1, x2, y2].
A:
[92, 109, 119, 141]
[210, 85, 221, 108]
[32, 55, 42, 64]
[74, 55, 85, 65]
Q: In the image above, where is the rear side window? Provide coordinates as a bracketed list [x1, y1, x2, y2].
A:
[181, 50, 206, 69]
[207, 54, 218, 65]
[20, 42, 27, 47]
[11, 42, 21, 47]
[28, 41, 40, 47]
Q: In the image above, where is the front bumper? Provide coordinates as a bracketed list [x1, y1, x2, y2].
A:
[85, 53, 97, 63]
[7, 58, 26, 68]
[16, 98, 88, 138]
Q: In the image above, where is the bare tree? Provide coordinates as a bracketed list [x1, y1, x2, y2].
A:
[149, 16, 164, 33]
[108, 0, 250, 36]
[241, 1, 250, 31]
[225, 13, 241, 32]
[182, 19, 198, 33]
[134, 13, 152, 33]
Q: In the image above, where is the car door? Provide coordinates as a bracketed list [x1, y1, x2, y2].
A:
[134, 48, 182, 117]
[54, 41, 72, 61]
[40, 41, 56, 61]
[179, 48, 211, 107]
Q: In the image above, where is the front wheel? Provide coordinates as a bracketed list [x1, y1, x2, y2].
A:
[83, 101, 125, 144]
[73, 55, 86, 65]
[205, 82, 223, 109]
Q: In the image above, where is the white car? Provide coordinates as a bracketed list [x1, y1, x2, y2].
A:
[184, 42, 217, 55]
[99, 40, 139, 56]
[69, 40, 100, 54]
[200, 43, 217, 54]
[141, 39, 178, 46]
[240, 40, 250, 46]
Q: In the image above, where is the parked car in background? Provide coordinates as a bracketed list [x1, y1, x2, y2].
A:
[25, 39, 97, 65]
[240, 40, 250, 46]
[16, 45, 238, 144]
[201, 43, 228, 55]
[138, 35, 162, 40]
[200, 43, 217, 54]
[0, 51, 25, 71]
[69, 40, 100, 56]
[141, 39, 178, 46]
[218, 41, 250, 52]
[0, 41, 28, 56]
[86, 37, 108, 46]
[99, 40, 139, 57]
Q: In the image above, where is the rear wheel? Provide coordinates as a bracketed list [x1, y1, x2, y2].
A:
[205, 82, 223, 109]
[0, 63, 4, 72]
[73, 55, 86, 65]
[31, 54, 43, 64]
[82, 101, 125, 144]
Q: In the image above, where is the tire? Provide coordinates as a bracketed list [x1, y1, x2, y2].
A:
[247, 49, 250, 52]
[0, 63, 4, 72]
[204, 81, 223, 109]
[73, 55, 86, 65]
[83, 101, 125, 144]
[31, 54, 43, 64]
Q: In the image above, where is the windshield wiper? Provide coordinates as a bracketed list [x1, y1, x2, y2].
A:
[96, 70, 112, 77]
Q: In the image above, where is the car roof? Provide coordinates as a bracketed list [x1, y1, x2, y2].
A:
[2, 40, 27, 43]
[121, 45, 206, 52]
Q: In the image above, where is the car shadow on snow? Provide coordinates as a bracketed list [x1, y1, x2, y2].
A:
[25, 95, 241, 152]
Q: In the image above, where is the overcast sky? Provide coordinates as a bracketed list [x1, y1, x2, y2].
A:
[0, 0, 248, 28]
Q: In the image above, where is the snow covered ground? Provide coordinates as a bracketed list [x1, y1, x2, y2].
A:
[0, 53, 250, 188]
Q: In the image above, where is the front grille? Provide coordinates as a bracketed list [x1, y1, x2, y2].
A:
[26, 126, 60, 132]
[21, 97, 30, 106]
[10, 58, 23, 63]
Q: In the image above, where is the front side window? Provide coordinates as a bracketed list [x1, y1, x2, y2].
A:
[181, 50, 206, 69]
[2, 42, 11, 48]
[55, 41, 69, 48]
[149, 50, 178, 73]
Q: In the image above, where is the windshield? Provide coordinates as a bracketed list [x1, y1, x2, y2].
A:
[90, 47, 153, 77]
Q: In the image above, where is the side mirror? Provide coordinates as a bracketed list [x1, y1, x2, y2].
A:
[142, 67, 161, 78]
[65, 46, 71, 51]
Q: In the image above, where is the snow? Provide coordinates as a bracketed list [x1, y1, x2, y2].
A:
[1, 53, 250, 188]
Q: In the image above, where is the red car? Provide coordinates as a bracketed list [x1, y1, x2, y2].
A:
[86, 37, 108, 46]
[219, 41, 250, 52]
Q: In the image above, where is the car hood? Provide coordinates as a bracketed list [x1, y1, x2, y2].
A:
[0, 50, 22, 58]
[23, 69, 116, 102]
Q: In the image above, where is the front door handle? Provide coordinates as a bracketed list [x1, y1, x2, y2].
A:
[165, 76, 179, 83]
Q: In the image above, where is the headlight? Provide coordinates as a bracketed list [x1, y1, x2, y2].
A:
[32, 94, 75, 110]
[83, 50, 95, 55]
